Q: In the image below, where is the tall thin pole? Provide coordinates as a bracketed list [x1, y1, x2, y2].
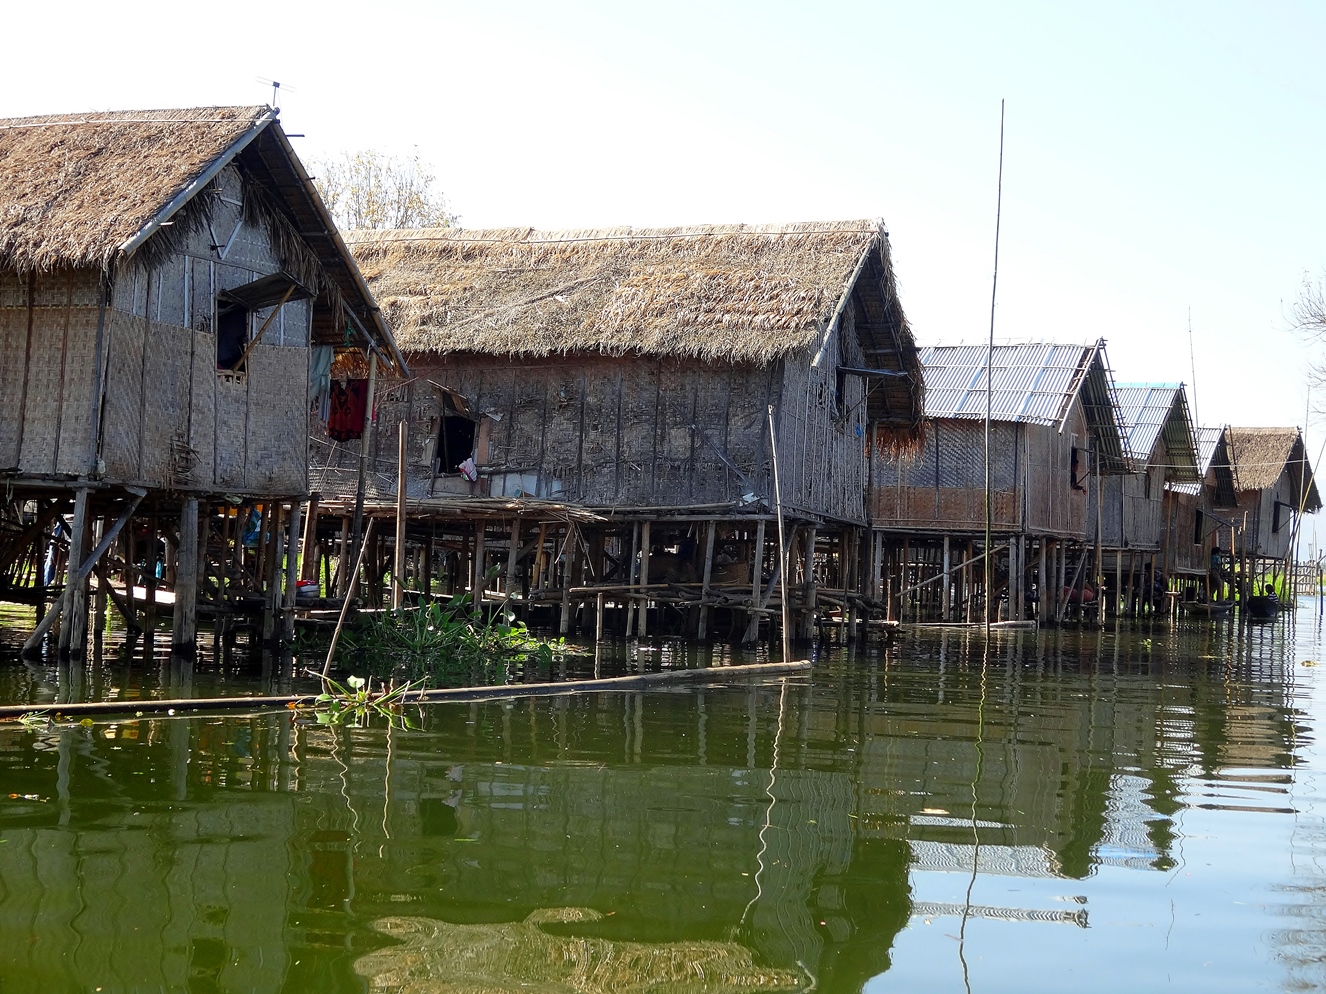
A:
[1187, 308, 1200, 432]
[769, 406, 791, 664]
[985, 99, 1006, 634]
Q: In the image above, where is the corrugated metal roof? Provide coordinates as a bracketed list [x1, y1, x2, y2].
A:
[920, 343, 1098, 425]
[1112, 383, 1200, 482]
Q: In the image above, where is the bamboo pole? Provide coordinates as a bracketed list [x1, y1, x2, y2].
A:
[768, 406, 791, 663]
[322, 517, 377, 679]
[697, 519, 717, 639]
[393, 422, 408, 610]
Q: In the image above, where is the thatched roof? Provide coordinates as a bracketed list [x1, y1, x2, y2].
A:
[0, 105, 401, 370]
[1226, 426, 1322, 511]
[348, 220, 923, 427]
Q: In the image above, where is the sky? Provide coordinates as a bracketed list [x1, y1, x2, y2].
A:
[5, 1, 1326, 459]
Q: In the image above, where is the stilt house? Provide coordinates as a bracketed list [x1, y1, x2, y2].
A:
[1163, 425, 1237, 578]
[312, 221, 925, 641]
[1224, 427, 1320, 562]
[0, 105, 400, 654]
[869, 341, 1128, 621]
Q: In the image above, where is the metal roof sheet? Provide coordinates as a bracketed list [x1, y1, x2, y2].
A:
[920, 343, 1095, 425]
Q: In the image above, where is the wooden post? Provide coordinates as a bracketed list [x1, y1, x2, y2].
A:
[746, 518, 767, 644]
[595, 591, 605, 641]
[697, 519, 717, 639]
[636, 520, 652, 637]
[506, 517, 522, 601]
[472, 522, 486, 598]
[801, 526, 818, 640]
[900, 536, 910, 623]
[92, 517, 107, 638]
[171, 498, 200, 655]
[941, 535, 952, 621]
[393, 422, 408, 610]
[283, 500, 303, 641]
[335, 516, 351, 596]
[351, 352, 378, 553]
[559, 523, 579, 636]
[1015, 534, 1026, 620]
[625, 521, 640, 636]
[59, 487, 91, 656]
[422, 538, 433, 604]
[299, 495, 320, 582]
[1114, 547, 1124, 619]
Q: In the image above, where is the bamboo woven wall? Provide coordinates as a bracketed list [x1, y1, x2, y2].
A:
[774, 308, 869, 521]
[0, 268, 103, 476]
[318, 352, 783, 511]
[871, 411, 1093, 538]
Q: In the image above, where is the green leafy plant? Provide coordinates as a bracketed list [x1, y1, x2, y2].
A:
[298, 576, 572, 687]
[296, 674, 422, 728]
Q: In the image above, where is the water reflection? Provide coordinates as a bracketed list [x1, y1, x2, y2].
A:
[0, 618, 1318, 992]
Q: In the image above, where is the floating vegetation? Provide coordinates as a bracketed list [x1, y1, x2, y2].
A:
[293, 674, 422, 728]
[296, 581, 572, 687]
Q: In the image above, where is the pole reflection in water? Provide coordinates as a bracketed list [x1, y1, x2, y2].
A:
[0, 615, 1325, 992]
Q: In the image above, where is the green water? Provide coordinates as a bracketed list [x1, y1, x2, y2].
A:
[1, 611, 1324, 992]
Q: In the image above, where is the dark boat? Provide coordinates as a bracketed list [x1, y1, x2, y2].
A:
[1244, 594, 1280, 621]
[1181, 600, 1234, 618]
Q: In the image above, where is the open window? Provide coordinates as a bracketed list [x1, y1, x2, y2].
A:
[436, 390, 478, 474]
[216, 272, 312, 372]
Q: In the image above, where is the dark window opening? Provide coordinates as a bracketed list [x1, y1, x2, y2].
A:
[1071, 447, 1087, 492]
[1144, 469, 1152, 499]
[1193, 509, 1203, 545]
[217, 303, 249, 371]
[437, 397, 478, 473]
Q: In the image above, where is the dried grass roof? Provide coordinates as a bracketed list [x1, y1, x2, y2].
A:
[0, 106, 270, 272]
[0, 104, 402, 369]
[1226, 426, 1322, 511]
[347, 220, 916, 364]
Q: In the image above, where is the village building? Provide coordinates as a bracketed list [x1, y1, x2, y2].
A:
[869, 341, 1128, 622]
[0, 105, 401, 656]
[1095, 383, 1200, 614]
[1163, 425, 1238, 589]
[309, 221, 924, 643]
[1224, 426, 1321, 570]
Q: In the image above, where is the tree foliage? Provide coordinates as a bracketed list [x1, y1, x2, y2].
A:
[313, 150, 458, 231]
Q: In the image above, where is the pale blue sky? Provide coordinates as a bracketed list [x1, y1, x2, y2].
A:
[6, 1, 1326, 455]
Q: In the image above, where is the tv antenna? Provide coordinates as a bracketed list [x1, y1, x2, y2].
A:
[256, 77, 295, 111]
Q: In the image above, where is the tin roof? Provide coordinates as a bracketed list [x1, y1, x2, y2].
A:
[1113, 383, 1200, 482]
[919, 340, 1128, 471]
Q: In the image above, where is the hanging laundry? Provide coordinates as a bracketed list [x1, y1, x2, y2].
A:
[309, 345, 334, 421]
[327, 378, 368, 441]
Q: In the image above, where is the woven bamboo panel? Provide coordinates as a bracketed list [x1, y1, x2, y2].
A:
[101, 310, 145, 481]
[215, 373, 248, 488]
[0, 302, 27, 468]
[139, 320, 192, 487]
[53, 305, 101, 476]
[871, 486, 1018, 531]
[189, 257, 213, 332]
[18, 276, 71, 475]
[188, 329, 216, 488]
[245, 343, 307, 494]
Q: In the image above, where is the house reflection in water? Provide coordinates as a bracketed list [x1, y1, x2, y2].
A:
[0, 629, 1306, 992]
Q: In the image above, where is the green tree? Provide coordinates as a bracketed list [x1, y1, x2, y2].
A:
[313, 150, 458, 231]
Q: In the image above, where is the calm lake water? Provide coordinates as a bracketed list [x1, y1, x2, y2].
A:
[2, 607, 1326, 993]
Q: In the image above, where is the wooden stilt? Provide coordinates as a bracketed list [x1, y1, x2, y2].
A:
[559, 523, 579, 636]
[393, 422, 408, 610]
[336, 515, 351, 596]
[743, 518, 767, 644]
[506, 517, 522, 602]
[59, 487, 91, 657]
[801, 526, 818, 640]
[941, 535, 952, 621]
[92, 517, 107, 638]
[637, 520, 651, 638]
[697, 518, 717, 639]
[300, 495, 320, 582]
[283, 500, 303, 641]
[172, 498, 200, 654]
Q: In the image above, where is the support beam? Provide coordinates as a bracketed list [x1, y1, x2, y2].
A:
[696, 519, 717, 639]
[393, 421, 408, 610]
[171, 498, 200, 655]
